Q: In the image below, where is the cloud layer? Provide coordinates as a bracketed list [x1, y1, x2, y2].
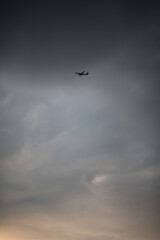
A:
[1, 1, 160, 240]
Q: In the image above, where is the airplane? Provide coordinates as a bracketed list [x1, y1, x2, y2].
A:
[75, 71, 89, 76]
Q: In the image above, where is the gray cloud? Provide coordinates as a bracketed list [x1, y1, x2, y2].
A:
[1, 2, 160, 239]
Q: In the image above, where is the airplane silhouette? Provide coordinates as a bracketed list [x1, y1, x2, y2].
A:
[75, 71, 89, 76]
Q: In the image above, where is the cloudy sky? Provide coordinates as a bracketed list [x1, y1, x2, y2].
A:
[1, 1, 160, 240]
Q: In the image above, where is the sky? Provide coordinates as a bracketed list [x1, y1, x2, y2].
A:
[1, 1, 160, 240]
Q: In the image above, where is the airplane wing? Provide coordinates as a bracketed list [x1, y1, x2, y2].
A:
[74, 71, 86, 75]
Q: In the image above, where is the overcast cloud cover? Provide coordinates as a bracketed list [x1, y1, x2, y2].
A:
[1, 1, 160, 240]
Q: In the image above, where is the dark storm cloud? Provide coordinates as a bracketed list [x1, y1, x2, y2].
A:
[1, 1, 159, 88]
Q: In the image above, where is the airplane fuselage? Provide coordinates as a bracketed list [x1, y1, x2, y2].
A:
[75, 71, 89, 76]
